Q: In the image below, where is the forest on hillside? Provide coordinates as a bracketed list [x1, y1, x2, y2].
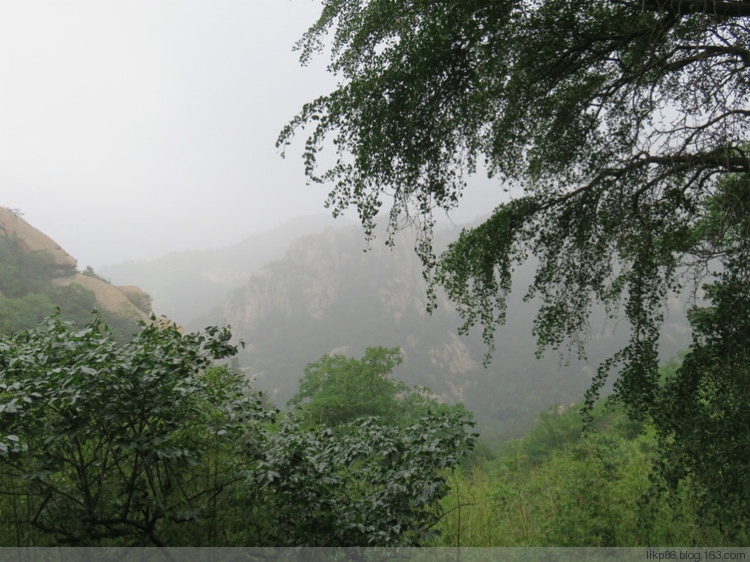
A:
[2, 208, 733, 546]
[0, 235, 146, 342]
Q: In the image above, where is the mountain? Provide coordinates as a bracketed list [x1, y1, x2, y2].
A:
[212, 222, 692, 443]
[100, 214, 343, 327]
[0, 206, 152, 339]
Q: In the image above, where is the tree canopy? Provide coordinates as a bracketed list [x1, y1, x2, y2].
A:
[288, 346, 470, 428]
[289, 346, 409, 426]
[280, 0, 750, 412]
[281, 0, 750, 526]
[0, 316, 475, 546]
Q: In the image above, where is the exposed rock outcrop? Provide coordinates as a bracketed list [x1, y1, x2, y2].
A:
[117, 285, 153, 314]
[1, 206, 152, 325]
[0, 207, 77, 271]
[51, 274, 150, 322]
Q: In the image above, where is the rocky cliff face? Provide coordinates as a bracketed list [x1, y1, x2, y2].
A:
[0, 206, 151, 325]
[0, 207, 77, 271]
[220, 225, 519, 408]
[215, 221, 690, 443]
[223, 227, 456, 335]
[50, 274, 151, 322]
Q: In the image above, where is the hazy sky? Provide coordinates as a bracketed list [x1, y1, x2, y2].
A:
[1, 0, 503, 269]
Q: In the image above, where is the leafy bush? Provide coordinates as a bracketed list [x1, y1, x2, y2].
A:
[249, 411, 475, 546]
[0, 317, 475, 546]
[0, 315, 253, 545]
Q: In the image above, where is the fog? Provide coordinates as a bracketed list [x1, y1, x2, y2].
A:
[1, 0, 503, 269]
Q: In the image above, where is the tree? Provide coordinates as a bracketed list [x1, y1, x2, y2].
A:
[251, 411, 476, 546]
[289, 346, 404, 425]
[0, 315, 259, 546]
[280, 0, 750, 415]
[281, 0, 750, 527]
[288, 346, 462, 427]
[654, 172, 750, 534]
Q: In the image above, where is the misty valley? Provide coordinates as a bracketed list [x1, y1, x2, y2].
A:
[0, 206, 737, 547]
[3, 0, 750, 550]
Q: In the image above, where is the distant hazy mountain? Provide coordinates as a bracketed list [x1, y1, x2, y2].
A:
[99, 210, 691, 442]
[212, 222, 691, 442]
[101, 214, 344, 326]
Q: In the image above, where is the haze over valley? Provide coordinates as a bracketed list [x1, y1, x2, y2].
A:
[2, 0, 744, 547]
[1, 204, 692, 442]
[100, 214, 692, 443]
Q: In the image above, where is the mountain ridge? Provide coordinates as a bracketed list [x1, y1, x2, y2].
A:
[211, 222, 645, 442]
[0, 206, 153, 337]
[101, 214, 348, 325]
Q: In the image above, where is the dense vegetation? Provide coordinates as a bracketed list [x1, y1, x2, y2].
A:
[3, 0, 749, 546]
[432, 387, 749, 546]
[3, 313, 749, 546]
[0, 317, 475, 546]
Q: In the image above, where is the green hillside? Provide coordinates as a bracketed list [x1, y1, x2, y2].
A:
[0, 208, 150, 341]
[431, 394, 747, 546]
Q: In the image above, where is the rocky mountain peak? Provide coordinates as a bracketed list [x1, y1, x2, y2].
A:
[0, 206, 152, 325]
[0, 207, 77, 271]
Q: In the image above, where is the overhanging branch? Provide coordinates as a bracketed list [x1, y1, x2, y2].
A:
[638, 0, 750, 18]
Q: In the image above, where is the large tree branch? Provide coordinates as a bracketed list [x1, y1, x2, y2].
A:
[539, 148, 747, 213]
[637, 0, 750, 18]
[677, 43, 750, 65]
[639, 149, 750, 171]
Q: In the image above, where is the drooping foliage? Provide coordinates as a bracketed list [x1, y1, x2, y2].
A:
[281, 0, 750, 410]
[282, 0, 750, 526]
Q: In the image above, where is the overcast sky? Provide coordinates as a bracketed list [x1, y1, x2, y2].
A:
[1, 0, 503, 269]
